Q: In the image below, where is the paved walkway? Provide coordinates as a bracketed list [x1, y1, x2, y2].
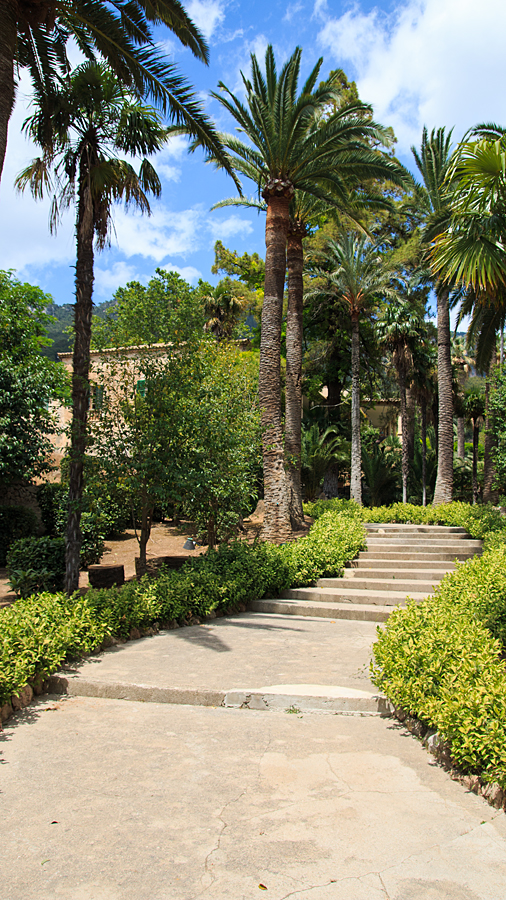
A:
[2, 613, 506, 899]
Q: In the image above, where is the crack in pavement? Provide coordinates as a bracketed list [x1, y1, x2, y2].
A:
[195, 789, 247, 898]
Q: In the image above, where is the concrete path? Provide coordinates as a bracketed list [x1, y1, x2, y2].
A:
[2, 613, 506, 899]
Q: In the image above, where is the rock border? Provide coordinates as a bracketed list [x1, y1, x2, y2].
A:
[395, 706, 505, 812]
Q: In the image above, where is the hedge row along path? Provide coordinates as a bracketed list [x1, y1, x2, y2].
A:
[252, 523, 483, 621]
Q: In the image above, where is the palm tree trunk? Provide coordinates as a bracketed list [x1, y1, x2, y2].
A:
[259, 189, 292, 542]
[65, 174, 95, 593]
[350, 310, 362, 505]
[433, 285, 453, 505]
[405, 385, 416, 463]
[285, 229, 304, 528]
[457, 417, 465, 460]
[472, 420, 479, 505]
[0, 1, 17, 181]
[399, 369, 408, 504]
[421, 398, 427, 507]
[483, 358, 498, 504]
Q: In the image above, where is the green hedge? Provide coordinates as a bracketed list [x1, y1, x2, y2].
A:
[6, 536, 65, 598]
[0, 509, 365, 707]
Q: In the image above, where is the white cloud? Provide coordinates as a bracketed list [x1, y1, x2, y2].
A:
[186, 0, 226, 40]
[317, 0, 506, 154]
[112, 206, 202, 261]
[207, 213, 254, 242]
[160, 263, 202, 282]
[93, 261, 143, 296]
[284, 2, 304, 23]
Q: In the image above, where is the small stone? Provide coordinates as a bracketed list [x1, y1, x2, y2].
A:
[144, 627, 155, 636]
[11, 685, 33, 710]
[394, 706, 407, 722]
[206, 610, 217, 620]
[129, 627, 141, 640]
[237, 603, 247, 613]
[1, 702, 13, 722]
[169, 620, 179, 629]
[215, 610, 224, 618]
[189, 616, 201, 626]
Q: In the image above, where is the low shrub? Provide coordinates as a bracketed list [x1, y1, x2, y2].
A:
[6, 536, 66, 597]
[0, 508, 362, 707]
[0, 505, 38, 566]
[371, 544, 506, 787]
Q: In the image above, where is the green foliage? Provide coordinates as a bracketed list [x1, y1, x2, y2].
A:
[0, 505, 39, 567]
[285, 509, 366, 586]
[489, 368, 506, 493]
[304, 498, 506, 542]
[0, 591, 105, 705]
[6, 536, 65, 597]
[301, 425, 349, 501]
[0, 508, 364, 706]
[92, 269, 205, 349]
[36, 480, 106, 567]
[371, 547, 506, 786]
[0, 271, 69, 481]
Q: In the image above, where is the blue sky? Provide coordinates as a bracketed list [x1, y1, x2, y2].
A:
[1, 0, 506, 306]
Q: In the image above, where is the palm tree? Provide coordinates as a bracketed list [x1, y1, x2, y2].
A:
[376, 296, 425, 503]
[464, 381, 485, 504]
[307, 233, 397, 504]
[301, 424, 349, 501]
[17, 62, 168, 592]
[451, 336, 474, 459]
[412, 127, 456, 505]
[203, 283, 247, 341]
[1, 0, 236, 182]
[205, 45, 407, 539]
[411, 340, 438, 506]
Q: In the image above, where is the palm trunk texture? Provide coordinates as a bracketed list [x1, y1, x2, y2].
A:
[399, 370, 408, 504]
[433, 285, 453, 505]
[350, 311, 362, 505]
[259, 188, 292, 542]
[421, 400, 427, 507]
[0, 1, 17, 181]
[472, 421, 479, 505]
[285, 228, 305, 528]
[65, 175, 94, 593]
[483, 360, 498, 504]
[457, 417, 465, 460]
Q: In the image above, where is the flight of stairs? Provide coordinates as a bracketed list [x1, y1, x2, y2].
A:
[250, 523, 483, 623]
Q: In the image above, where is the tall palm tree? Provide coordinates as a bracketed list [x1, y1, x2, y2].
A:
[412, 127, 456, 505]
[205, 45, 407, 539]
[307, 233, 397, 505]
[1, 0, 235, 182]
[411, 340, 437, 506]
[17, 62, 168, 592]
[202, 283, 247, 341]
[376, 296, 425, 503]
[451, 336, 474, 459]
[464, 381, 485, 504]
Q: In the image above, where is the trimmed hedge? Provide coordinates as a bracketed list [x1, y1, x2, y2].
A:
[0, 509, 366, 708]
[6, 536, 65, 598]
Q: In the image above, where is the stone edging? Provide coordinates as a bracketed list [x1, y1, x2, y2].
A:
[395, 706, 505, 812]
[0, 603, 247, 729]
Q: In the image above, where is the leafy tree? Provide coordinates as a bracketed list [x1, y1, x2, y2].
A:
[16, 61, 169, 593]
[0, 0, 234, 182]
[201, 282, 248, 341]
[488, 368, 506, 495]
[0, 270, 69, 482]
[301, 425, 349, 501]
[92, 268, 205, 348]
[205, 44, 407, 540]
[90, 342, 260, 558]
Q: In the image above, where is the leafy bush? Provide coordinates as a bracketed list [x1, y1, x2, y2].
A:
[371, 543, 506, 787]
[0, 505, 38, 566]
[6, 536, 65, 597]
[0, 508, 363, 706]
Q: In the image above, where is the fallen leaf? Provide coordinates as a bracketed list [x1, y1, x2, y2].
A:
[259, 885, 267, 890]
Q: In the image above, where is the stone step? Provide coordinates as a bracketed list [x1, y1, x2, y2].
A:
[281, 586, 429, 606]
[350, 558, 456, 572]
[322, 575, 440, 591]
[365, 537, 482, 550]
[341, 567, 451, 581]
[250, 597, 392, 622]
[360, 549, 477, 562]
[365, 524, 468, 534]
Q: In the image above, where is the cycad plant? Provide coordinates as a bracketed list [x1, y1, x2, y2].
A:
[205, 44, 407, 539]
[301, 425, 349, 501]
[16, 62, 169, 592]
